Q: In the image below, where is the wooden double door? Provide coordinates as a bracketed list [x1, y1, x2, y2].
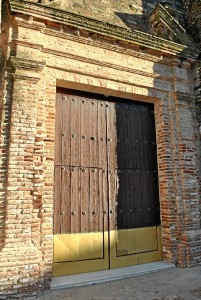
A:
[53, 89, 162, 277]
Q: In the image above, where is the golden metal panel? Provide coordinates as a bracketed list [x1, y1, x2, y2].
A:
[53, 258, 109, 277]
[116, 229, 137, 256]
[53, 231, 109, 277]
[110, 226, 163, 269]
[53, 227, 162, 275]
[54, 232, 104, 263]
[117, 227, 158, 256]
[137, 227, 158, 252]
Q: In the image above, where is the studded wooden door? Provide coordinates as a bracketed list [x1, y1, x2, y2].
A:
[53, 89, 109, 276]
[107, 100, 162, 269]
[53, 89, 162, 277]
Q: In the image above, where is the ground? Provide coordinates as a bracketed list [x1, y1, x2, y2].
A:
[36, 266, 201, 300]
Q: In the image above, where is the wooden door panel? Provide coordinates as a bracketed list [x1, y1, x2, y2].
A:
[108, 98, 162, 269]
[54, 89, 162, 276]
[111, 100, 160, 230]
[54, 90, 109, 276]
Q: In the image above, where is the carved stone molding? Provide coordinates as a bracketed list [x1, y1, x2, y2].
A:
[150, 3, 200, 58]
[9, 0, 198, 59]
[10, 56, 46, 71]
[9, 57, 46, 82]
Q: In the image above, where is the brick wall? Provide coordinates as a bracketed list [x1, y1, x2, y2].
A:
[182, 0, 201, 231]
[0, 1, 200, 299]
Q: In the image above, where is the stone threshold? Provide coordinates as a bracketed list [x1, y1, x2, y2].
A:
[50, 261, 175, 290]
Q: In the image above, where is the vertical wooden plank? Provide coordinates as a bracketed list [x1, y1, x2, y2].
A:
[108, 170, 116, 230]
[97, 169, 103, 233]
[70, 167, 81, 233]
[123, 170, 129, 229]
[108, 169, 117, 231]
[145, 107, 152, 170]
[150, 108, 158, 170]
[80, 167, 90, 233]
[60, 167, 71, 233]
[133, 169, 143, 228]
[98, 100, 107, 170]
[128, 170, 134, 228]
[117, 170, 123, 230]
[138, 105, 146, 171]
[80, 96, 90, 167]
[144, 106, 152, 171]
[124, 104, 130, 169]
[128, 104, 133, 170]
[89, 168, 99, 232]
[71, 95, 80, 166]
[122, 170, 129, 229]
[116, 103, 122, 169]
[55, 92, 62, 166]
[107, 101, 117, 170]
[90, 99, 99, 168]
[139, 105, 150, 227]
[102, 168, 108, 233]
[134, 105, 141, 171]
[62, 94, 71, 166]
[54, 166, 61, 234]
[127, 170, 132, 229]
[119, 103, 124, 169]
[131, 170, 135, 228]
[141, 169, 150, 227]
[136, 105, 141, 171]
[107, 100, 118, 233]
[133, 105, 140, 170]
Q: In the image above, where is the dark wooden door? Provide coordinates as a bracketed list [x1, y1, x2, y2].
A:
[53, 89, 162, 276]
[107, 99, 161, 268]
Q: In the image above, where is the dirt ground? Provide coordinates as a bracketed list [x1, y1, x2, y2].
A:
[36, 266, 201, 300]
